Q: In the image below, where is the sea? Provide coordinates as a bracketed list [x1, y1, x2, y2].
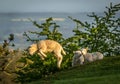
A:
[0, 12, 119, 49]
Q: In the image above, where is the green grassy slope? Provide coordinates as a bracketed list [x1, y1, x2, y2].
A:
[29, 56, 120, 84]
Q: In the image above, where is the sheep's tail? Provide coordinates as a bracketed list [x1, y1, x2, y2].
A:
[61, 47, 66, 55]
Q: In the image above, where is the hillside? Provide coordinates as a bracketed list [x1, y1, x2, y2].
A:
[29, 56, 120, 84]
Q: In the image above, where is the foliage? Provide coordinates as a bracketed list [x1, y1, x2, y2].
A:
[23, 17, 64, 43]
[3, 33, 15, 48]
[16, 3, 120, 83]
[68, 3, 120, 56]
[0, 34, 15, 56]
[18, 17, 78, 83]
[29, 56, 120, 84]
[16, 53, 58, 83]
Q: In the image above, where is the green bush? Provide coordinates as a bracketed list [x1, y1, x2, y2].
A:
[16, 3, 120, 83]
[69, 3, 120, 56]
[16, 53, 59, 83]
[16, 16, 79, 83]
[0, 34, 15, 56]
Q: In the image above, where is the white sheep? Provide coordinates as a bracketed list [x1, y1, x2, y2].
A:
[72, 48, 104, 67]
[72, 50, 84, 67]
[81, 48, 104, 62]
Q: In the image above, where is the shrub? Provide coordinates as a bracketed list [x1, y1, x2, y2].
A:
[69, 3, 120, 56]
[0, 34, 15, 56]
[16, 3, 120, 83]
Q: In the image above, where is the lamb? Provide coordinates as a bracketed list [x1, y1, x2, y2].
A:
[28, 40, 66, 68]
[72, 50, 84, 67]
[72, 47, 104, 67]
[81, 48, 104, 62]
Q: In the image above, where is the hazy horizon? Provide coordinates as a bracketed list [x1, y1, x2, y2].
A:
[0, 0, 119, 13]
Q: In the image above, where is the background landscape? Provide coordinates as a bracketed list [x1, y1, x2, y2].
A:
[0, 0, 120, 84]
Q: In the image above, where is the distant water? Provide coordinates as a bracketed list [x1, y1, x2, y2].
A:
[0, 12, 119, 49]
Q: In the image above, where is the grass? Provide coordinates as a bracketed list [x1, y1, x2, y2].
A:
[28, 56, 120, 84]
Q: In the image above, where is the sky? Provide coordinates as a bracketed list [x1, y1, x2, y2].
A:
[0, 0, 120, 13]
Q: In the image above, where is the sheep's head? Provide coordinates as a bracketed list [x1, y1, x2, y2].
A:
[28, 44, 37, 55]
[73, 51, 82, 57]
[81, 47, 88, 55]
